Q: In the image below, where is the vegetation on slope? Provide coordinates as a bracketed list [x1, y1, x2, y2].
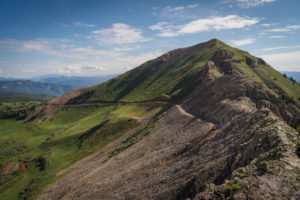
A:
[68, 39, 300, 109]
[0, 100, 43, 120]
[0, 103, 163, 200]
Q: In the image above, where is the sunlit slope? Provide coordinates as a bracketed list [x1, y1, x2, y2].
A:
[69, 39, 300, 106]
[0, 103, 162, 200]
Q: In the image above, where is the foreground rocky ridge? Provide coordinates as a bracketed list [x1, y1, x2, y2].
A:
[38, 41, 300, 199]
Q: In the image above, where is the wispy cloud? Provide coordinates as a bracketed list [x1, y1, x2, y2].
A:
[269, 35, 285, 38]
[230, 38, 255, 46]
[52, 20, 96, 28]
[266, 25, 300, 33]
[113, 46, 140, 52]
[81, 65, 104, 71]
[260, 45, 300, 51]
[260, 23, 276, 27]
[0, 38, 71, 54]
[235, 0, 276, 8]
[150, 15, 259, 37]
[168, 6, 184, 12]
[91, 23, 151, 45]
[0, 38, 122, 59]
[155, 4, 198, 19]
[0, 37, 163, 76]
[51, 50, 163, 75]
[52, 20, 69, 27]
[149, 22, 179, 37]
[187, 4, 198, 9]
[260, 51, 300, 71]
[22, 69, 35, 73]
[74, 21, 96, 28]
[179, 15, 259, 34]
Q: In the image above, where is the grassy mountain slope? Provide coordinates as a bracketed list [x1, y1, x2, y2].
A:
[0, 39, 300, 200]
[69, 39, 300, 106]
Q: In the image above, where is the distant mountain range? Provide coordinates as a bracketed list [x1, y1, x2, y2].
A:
[0, 80, 73, 97]
[0, 74, 118, 100]
[31, 74, 118, 88]
[0, 89, 54, 101]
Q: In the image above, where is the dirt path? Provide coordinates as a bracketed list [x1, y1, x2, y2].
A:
[175, 105, 195, 118]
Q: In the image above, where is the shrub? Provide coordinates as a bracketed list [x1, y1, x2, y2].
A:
[225, 182, 243, 197]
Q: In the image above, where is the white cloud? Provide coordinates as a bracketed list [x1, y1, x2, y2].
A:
[0, 39, 125, 59]
[22, 69, 35, 73]
[69, 47, 121, 57]
[0, 69, 2, 74]
[149, 22, 180, 37]
[0, 38, 70, 54]
[113, 46, 140, 52]
[187, 4, 198, 9]
[91, 23, 151, 45]
[74, 21, 96, 28]
[260, 23, 276, 27]
[269, 35, 285, 38]
[230, 38, 255, 46]
[81, 65, 104, 71]
[179, 15, 259, 34]
[157, 4, 198, 19]
[266, 25, 300, 33]
[53, 65, 104, 74]
[260, 51, 300, 71]
[49, 50, 163, 75]
[169, 6, 184, 12]
[236, 0, 276, 8]
[150, 15, 259, 37]
[260, 45, 300, 51]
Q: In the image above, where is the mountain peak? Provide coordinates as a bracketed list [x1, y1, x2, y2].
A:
[206, 38, 221, 45]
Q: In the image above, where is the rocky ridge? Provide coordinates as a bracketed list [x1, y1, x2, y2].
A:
[37, 42, 300, 199]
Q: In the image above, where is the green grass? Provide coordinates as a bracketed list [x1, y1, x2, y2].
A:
[68, 44, 218, 104]
[68, 40, 300, 110]
[0, 103, 162, 200]
[225, 182, 243, 197]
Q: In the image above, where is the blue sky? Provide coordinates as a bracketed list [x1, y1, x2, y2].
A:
[0, 0, 299, 78]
